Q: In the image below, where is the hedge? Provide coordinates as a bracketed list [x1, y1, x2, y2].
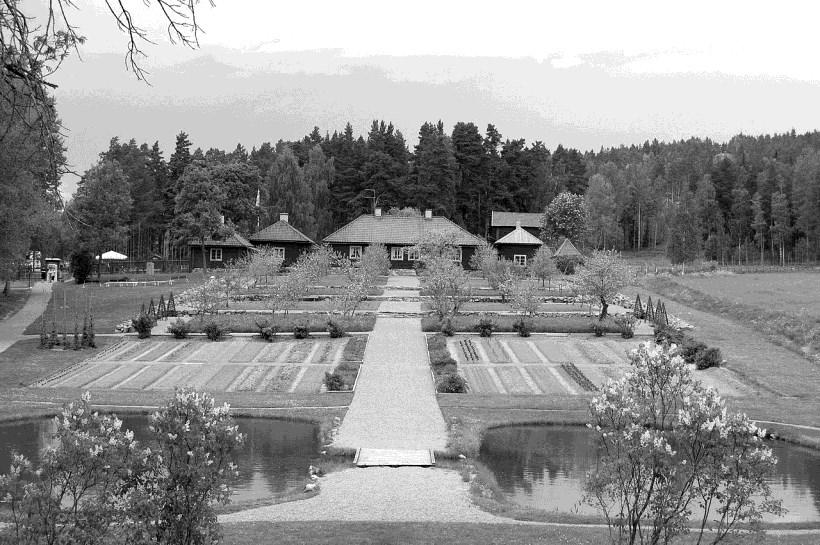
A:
[186, 313, 376, 334]
[420, 314, 621, 335]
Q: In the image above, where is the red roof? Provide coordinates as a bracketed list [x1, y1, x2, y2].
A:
[250, 220, 315, 244]
[323, 214, 484, 246]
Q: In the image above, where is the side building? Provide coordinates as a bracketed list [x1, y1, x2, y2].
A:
[323, 208, 485, 269]
[188, 233, 254, 270]
[493, 220, 544, 266]
[249, 213, 316, 266]
[490, 211, 542, 242]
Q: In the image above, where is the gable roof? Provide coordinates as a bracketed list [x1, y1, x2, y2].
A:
[189, 233, 254, 248]
[323, 214, 485, 246]
[494, 223, 544, 246]
[553, 238, 582, 258]
[249, 220, 315, 245]
[491, 211, 543, 228]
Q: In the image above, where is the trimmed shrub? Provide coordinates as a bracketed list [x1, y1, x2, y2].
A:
[436, 373, 467, 393]
[440, 317, 454, 336]
[654, 325, 686, 346]
[696, 347, 722, 370]
[203, 320, 227, 341]
[326, 320, 346, 338]
[614, 314, 636, 339]
[476, 316, 495, 337]
[681, 339, 708, 365]
[592, 321, 606, 337]
[513, 318, 531, 337]
[555, 255, 583, 275]
[70, 250, 94, 284]
[167, 319, 191, 339]
[634, 293, 644, 319]
[293, 320, 310, 339]
[324, 371, 345, 391]
[132, 313, 155, 339]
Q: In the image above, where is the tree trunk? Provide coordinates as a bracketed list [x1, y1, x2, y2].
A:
[599, 296, 608, 320]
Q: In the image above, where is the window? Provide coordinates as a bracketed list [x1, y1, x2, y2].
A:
[452, 246, 463, 264]
[406, 248, 420, 261]
[390, 246, 404, 261]
[273, 247, 285, 260]
[209, 248, 222, 262]
[349, 245, 363, 260]
[513, 254, 527, 266]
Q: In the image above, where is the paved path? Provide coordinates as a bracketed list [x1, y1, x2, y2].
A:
[332, 315, 448, 451]
[0, 282, 53, 355]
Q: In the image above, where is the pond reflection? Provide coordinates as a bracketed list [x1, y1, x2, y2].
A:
[479, 425, 820, 522]
[0, 416, 321, 503]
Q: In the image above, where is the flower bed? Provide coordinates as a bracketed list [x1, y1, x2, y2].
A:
[421, 315, 619, 334]
[185, 364, 225, 389]
[258, 364, 296, 392]
[202, 365, 246, 391]
[573, 341, 613, 365]
[234, 365, 268, 391]
[532, 340, 569, 363]
[458, 339, 480, 362]
[483, 338, 510, 363]
[120, 365, 174, 389]
[340, 336, 367, 362]
[293, 366, 326, 393]
[111, 342, 154, 361]
[228, 341, 267, 363]
[148, 365, 202, 390]
[89, 364, 146, 389]
[135, 342, 173, 362]
[185, 313, 376, 334]
[525, 366, 572, 394]
[504, 340, 539, 363]
[51, 363, 109, 388]
[560, 362, 597, 392]
[311, 341, 336, 364]
[286, 340, 313, 363]
[158, 341, 198, 362]
[495, 366, 531, 394]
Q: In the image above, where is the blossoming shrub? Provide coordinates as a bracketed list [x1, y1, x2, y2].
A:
[0, 389, 245, 545]
[585, 343, 783, 545]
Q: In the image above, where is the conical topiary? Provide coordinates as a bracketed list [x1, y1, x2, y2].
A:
[645, 296, 654, 322]
[661, 302, 669, 326]
[148, 298, 156, 321]
[39, 317, 47, 349]
[87, 314, 96, 348]
[634, 293, 643, 319]
[72, 318, 80, 350]
[157, 294, 166, 320]
[61, 328, 69, 350]
[81, 315, 89, 348]
[167, 292, 177, 317]
[48, 321, 59, 348]
[655, 299, 664, 326]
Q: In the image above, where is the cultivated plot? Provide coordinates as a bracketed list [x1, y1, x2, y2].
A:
[33, 336, 366, 394]
[445, 335, 751, 397]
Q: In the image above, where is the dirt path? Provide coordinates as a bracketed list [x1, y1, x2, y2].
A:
[0, 282, 52, 355]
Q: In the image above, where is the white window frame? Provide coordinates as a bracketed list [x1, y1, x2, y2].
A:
[349, 245, 363, 260]
[390, 246, 404, 261]
[406, 248, 420, 261]
[272, 247, 285, 260]
[452, 246, 463, 264]
[209, 248, 222, 262]
[513, 254, 527, 266]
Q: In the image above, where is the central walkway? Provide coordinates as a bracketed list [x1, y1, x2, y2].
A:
[333, 273, 447, 451]
[0, 281, 53, 355]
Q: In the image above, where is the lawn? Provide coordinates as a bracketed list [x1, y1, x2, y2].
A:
[675, 272, 820, 319]
[0, 337, 115, 388]
[0, 287, 30, 321]
[23, 281, 202, 335]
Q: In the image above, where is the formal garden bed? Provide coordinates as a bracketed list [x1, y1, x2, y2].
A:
[184, 313, 377, 334]
[421, 314, 619, 334]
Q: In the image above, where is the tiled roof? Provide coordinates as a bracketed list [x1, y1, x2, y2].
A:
[323, 214, 485, 246]
[553, 238, 582, 257]
[491, 211, 543, 228]
[189, 233, 254, 248]
[249, 220, 315, 244]
[494, 224, 544, 246]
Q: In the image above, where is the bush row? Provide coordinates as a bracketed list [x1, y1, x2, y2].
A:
[421, 314, 622, 335]
[184, 313, 376, 335]
[654, 325, 723, 370]
[324, 360, 361, 391]
[427, 333, 467, 393]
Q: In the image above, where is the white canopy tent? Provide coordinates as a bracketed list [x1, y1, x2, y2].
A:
[97, 251, 128, 260]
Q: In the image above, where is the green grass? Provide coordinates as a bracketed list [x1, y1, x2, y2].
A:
[421, 301, 589, 313]
[643, 276, 820, 364]
[0, 288, 29, 321]
[421, 314, 619, 334]
[186, 313, 377, 334]
[23, 281, 200, 335]
[222, 299, 381, 312]
[0, 337, 114, 388]
[220, 521, 820, 545]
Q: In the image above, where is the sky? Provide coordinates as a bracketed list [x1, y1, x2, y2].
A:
[41, 0, 820, 198]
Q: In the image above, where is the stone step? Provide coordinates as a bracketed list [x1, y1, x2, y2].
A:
[354, 448, 435, 467]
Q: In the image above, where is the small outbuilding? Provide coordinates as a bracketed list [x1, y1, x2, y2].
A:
[493, 221, 543, 266]
[188, 233, 254, 270]
[249, 213, 316, 266]
[490, 211, 543, 242]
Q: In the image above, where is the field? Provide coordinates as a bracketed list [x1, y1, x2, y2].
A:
[675, 272, 820, 318]
[441, 334, 751, 397]
[32, 336, 368, 394]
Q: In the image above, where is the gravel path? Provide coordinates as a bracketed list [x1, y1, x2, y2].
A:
[220, 467, 509, 523]
[378, 301, 422, 313]
[333, 314, 447, 451]
[0, 281, 52, 355]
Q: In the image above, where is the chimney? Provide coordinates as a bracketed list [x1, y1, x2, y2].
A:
[515, 220, 522, 229]
[374, 207, 382, 217]
[424, 209, 433, 220]
[279, 213, 289, 223]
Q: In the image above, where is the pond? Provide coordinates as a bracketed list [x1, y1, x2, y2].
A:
[0, 416, 322, 504]
[479, 425, 820, 523]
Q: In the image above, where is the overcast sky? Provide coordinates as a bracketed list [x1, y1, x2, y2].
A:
[45, 0, 820, 197]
